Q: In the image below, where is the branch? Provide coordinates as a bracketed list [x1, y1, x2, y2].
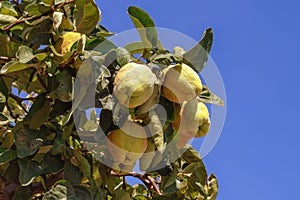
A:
[9, 93, 39, 102]
[13, 0, 22, 14]
[5, 102, 17, 120]
[3, 0, 76, 31]
[36, 73, 49, 92]
[111, 171, 162, 195]
[0, 56, 15, 62]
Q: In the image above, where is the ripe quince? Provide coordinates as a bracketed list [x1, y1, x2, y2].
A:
[113, 62, 157, 108]
[161, 63, 202, 103]
[172, 98, 210, 148]
[107, 120, 148, 174]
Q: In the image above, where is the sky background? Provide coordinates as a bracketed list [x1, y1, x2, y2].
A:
[96, 1, 300, 199]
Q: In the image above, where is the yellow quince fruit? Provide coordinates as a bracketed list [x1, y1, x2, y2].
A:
[113, 62, 157, 108]
[162, 63, 202, 103]
[107, 120, 148, 174]
[172, 98, 210, 148]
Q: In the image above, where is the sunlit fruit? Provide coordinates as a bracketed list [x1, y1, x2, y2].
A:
[107, 120, 148, 174]
[161, 63, 202, 103]
[113, 62, 157, 108]
[172, 98, 210, 148]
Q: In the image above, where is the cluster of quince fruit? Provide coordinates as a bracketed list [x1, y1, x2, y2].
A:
[105, 62, 211, 174]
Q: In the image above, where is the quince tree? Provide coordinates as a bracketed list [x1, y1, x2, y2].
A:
[0, 1, 224, 199]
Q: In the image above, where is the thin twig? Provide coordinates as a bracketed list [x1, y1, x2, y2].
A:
[5, 102, 17, 120]
[122, 176, 126, 190]
[3, 0, 76, 31]
[145, 174, 162, 195]
[13, 0, 22, 13]
[36, 73, 49, 92]
[0, 56, 14, 62]
[111, 171, 162, 195]
[9, 93, 39, 102]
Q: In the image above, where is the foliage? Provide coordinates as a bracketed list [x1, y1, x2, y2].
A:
[0, 0, 222, 199]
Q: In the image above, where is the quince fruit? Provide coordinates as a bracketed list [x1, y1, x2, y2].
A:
[172, 98, 210, 148]
[107, 120, 148, 174]
[161, 63, 202, 103]
[113, 62, 157, 108]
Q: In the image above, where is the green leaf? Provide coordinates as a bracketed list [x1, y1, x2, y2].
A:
[0, 113, 8, 121]
[181, 146, 204, 164]
[0, 148, 17, 163]
[94, 25, 115, 37]
[86, 37, 116, 53]
[72, 150, 92, 182]
[74, 0, 101, 35]
[35, 53, 47, 61]
[183, 28, 213, 72]
[64, 161, 83, 184]
[200, 85, 224, 106]
[22, 17, 53, 44]
[42, 180, 75, 200]
[16, 46, 35, 64]
[149, 50, 182, 66]
[25, 3, 51, 16]
[113, 190, 131, 200]
[51, 136, 65, 155]
[0, 92, 6, 112]
[0, 61, 28, 74]
[206, 173, 218, 200]
[41, 153, 64, 174]
[73, 185, 93, 200]
[183, 162, 207, 186]
[43, 180, 93, 200]
[12, 186, 32, 200]
[160, 165, 179, 191]
[18, 153, 64, 186]
[42, 0, 55, 6]
[133, 195, 149, 200]
[0, 33, 19, 57]
[24, 94, 51, 129]
[14, 126, 43, 158]
[18, 158, 43, 186]
[0, 77, 8, 112]
[127, 6, 158, 48]
[55, 0, 66, 5]
[0, 1, 18, 16]
[124, 41, 144, 54]
[1, 129, 14, 148]
[152, 195, 174, 200]
[50, 70, 73, 102]
[0, 13, 17, 24]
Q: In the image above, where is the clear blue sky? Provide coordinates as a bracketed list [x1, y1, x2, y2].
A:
[96, 0, 300, 199]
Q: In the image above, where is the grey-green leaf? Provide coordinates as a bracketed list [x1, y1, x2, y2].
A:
[0, 1, 18, 16]
[183, 28, 213, 72]
[18, 158, 43, 186]
[24, 94, 52, 129]
[43, 180, 93, 200]
[0, 13, 17, 24]
[0, 148, 17, 163]
[127, 6, 158, 48]
[42, 180, 76, 200]
[14, 126, 43, 158]
[22, 17, 53, 44]
[0, 61, 28, 74]
[16, 46, 35, 63]
[200, 85, 224, 106]
[207, 173, 219, 200]
[124, 41, 144, 54]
